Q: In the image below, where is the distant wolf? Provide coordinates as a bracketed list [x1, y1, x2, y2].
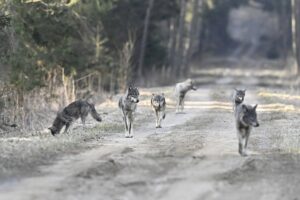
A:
[49, 100, 102, 136]
[151, 93, 166, 128]
[235, 104, 259, 156]
[118, 86, 140, 138]
[175, 79, 197, 113]
[232, 88, 246, 112]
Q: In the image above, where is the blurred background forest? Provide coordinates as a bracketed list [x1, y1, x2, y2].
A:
[0, 0, 300, 130]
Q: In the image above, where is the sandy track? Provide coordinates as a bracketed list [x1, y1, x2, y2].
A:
[1, 82, 300, 200]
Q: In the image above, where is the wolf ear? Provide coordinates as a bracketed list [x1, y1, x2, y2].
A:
[152, 93, 155, 96]
[234, 88, 238, 91]
[161, 93, 165, 97]
[253, 104, 258, 110]
[243, 89, 247, 92]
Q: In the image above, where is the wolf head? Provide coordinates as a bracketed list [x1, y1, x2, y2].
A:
[48, 126, 58, 136]
[234, 88, 246, 103]
[186, 79, 197, 91]
[48, 114, 65, 136]
[127, 86, 139, 103]
[242, 104, 259, 127]
[152, 93, 165, 107]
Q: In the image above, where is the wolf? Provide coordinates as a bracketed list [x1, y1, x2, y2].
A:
[151, 93, 166, 128]
[232, 88, 246, 112]
[49, 100, 102, 136]
[235, 104, 259, 156]
[175, 79, 197, 113]
[118, 86, 139, 138]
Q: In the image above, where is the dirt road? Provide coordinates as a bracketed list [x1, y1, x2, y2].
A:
[1, 79, 300, 200]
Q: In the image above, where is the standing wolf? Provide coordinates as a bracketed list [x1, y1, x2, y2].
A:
[151, 93, 166, 128]
[49, 100, 102, 136]
[175, 79, 197, 113]
[235, 104, 259, 156]
[232, 88, 246, 112]
[119, 86, 140, 138]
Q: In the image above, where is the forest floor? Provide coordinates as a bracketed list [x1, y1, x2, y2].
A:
[1, 71, 300, 199]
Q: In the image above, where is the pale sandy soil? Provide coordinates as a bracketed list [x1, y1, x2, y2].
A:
[1, 76, 300, 200]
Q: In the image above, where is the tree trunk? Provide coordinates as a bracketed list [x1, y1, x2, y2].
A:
[292, 0, 300, 73]
[175, 0, 187, 77]
[137, 0, 155, 78]
[184, 0, 202, 76]
[277, 0, 292, 63]
[168, 17, 179, 70]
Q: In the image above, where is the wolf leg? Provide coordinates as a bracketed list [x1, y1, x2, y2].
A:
[237, 132, 243, 156]
[241, 137, 247, 156]
[181, 97, 185, 112]
[128, 113, 134, 138]
[176, 96, 183, 113]
[125, 115, 130, 138]
[162, 109, 166, 119]
[81, 116, 86, 126]
[122, 111, 129, 137]
[244, 128, 251, 155]
[155, 110, 160, 128]
[64, 123, 71, 134]
[176, 97, 180, 113]
[158, 111, 164, 128]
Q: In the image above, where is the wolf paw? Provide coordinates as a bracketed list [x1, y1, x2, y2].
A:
[156, 125, 162, 128]
[239, 151, 248, 157]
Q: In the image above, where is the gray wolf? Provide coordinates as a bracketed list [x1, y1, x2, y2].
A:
[232, 88, 246, 112]
[151, 93, 166, 128]
[49, 100, 102, 136]
[175, 79, 197, 113]
[235, 104, 259, 156]
[118, 86, 140, 138]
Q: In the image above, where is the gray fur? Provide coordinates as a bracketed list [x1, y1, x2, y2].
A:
[151, 93, 166, 128]
[49, 100, 102, 136]
[232, 88, 246, 112]
[235, 104, 259, 156]
[175, 79, 197, 113]
[119, 86, 140, 138]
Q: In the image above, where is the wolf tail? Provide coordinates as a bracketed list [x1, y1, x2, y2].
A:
[89, 103, 102, 122]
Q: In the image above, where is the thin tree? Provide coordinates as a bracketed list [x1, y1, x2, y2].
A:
[175, 0, 187, 77]
[184, 0, 202, 76]
[137, 0, 155, 77]
[119, 32, 135, 92]
[168, 17, 179, 71]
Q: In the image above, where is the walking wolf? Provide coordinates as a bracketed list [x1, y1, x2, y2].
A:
[175, 79, 197, 113]
[49, 100, 102, 136]
[235, 104, 259, 156]
[151, 93, 166, 128]
[118, 86, 140, 138]
[232, 88, 246, 112]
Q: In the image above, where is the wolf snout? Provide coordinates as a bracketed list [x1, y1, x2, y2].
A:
[254, 122, 259, 127]
[97, 117, 102, 122]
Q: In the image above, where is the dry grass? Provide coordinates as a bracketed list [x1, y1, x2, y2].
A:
[0, 87, 170, 180]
